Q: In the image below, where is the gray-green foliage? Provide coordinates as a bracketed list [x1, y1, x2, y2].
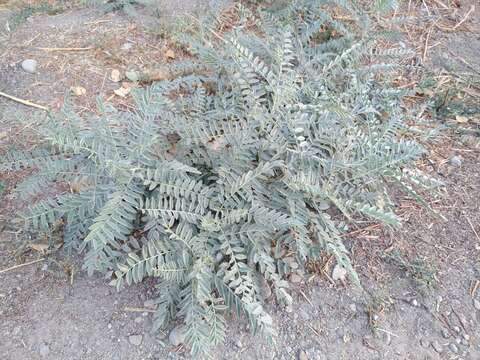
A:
[1, 0, 439, 357]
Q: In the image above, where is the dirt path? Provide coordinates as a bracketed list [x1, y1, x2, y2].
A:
[1, 2, 479, 360]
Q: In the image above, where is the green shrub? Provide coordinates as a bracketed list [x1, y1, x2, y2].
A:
[1, 0, 439, 357]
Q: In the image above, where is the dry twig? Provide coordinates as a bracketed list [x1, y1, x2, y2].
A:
[0, 258, 45, 274]
[0, 91, 49, 111]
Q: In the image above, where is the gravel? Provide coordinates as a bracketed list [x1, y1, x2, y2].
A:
[128, 334, 143, 346]
[332, 264, 347, 282]
[21, 59, 37, 74]
[449, 343, 459, 353]
[449, 155, 462, 167]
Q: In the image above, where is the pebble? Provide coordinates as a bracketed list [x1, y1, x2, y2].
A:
[332, 264, 347, 282]
[169, 326, 186, 346]
[108, 323, 112, 329]
[449, 343, 459, 354]
[473, 299, 480, 311]
[235, 339, 243, 348]
[39, 343, 50, 357]
[449, 156, 462, 167]
[431, 340, 443, 353]
[128, 334, 143, 346]
[318, 201, 330, 211]
[442, 329, 450, 339]
[349, 304, 357, 313]
[21, 59, 37, 74]
[453, 326, 461, 333]
[121, 42, 133, 51]
[298, 350, 308, 360]
[411, 299, 419, 307]
[463, 334, 470, 341]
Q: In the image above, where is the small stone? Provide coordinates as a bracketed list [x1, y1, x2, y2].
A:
[442, 329, 450, 339]
[121, 42, 133, 51]
[411, 299, 419, 307]
[108, 323, 112, 329]
[349, 304, 357, 313]
[290, 274, 302, 283]
[463, 334, 470, 341]
[473, 299, 480, 311]
[318, 201, 330, 211]
[215, 252, 223, 263]
[332, 264, 347, 282]
[235, 339, 243, 348]
[111, 69, 122, 82]
[70, 86, 86, 96]
[21, 59, 37, 73]
[449, 343, 459, 353]
[453, 326, 461, 333]
[169, 326, 186, 346]
[298, 350, 308, 360]
[39, 343, 49, 357]
[128, 334, 143, 346]
[449, 156, 462, 167]
[431, 340, 443, 353]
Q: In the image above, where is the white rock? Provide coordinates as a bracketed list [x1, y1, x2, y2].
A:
[235, 339, 243, 348]
[128, 334, 143, 346]
[332, 264, 347, 282]
[121, 42, 133, 51]
[450, 155, 462, 167]
[21, 59, 37, 73]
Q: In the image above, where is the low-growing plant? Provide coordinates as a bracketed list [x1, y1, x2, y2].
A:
[1, 0, 440, 357]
